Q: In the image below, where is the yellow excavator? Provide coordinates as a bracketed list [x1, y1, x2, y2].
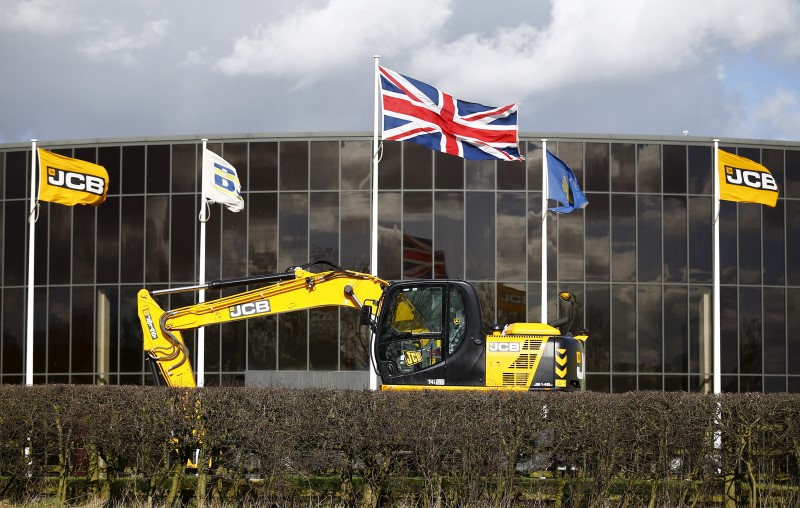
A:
[138, 260, 588, 391]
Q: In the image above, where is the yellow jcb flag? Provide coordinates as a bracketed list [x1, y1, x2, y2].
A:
[717, 149, 778, 207]
[38, 149, 108, 206]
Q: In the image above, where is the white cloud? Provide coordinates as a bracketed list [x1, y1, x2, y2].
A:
[216, 0, 452, 80]
[78, 18, 171, 64]
[4, 0, 74, 33]
[753, 88, 800, 140]
[405, 0, 800, 102]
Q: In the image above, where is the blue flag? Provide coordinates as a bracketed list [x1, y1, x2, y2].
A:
[547, 150, 588, 213]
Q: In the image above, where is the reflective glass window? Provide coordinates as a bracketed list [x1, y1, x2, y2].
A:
[341, 140, 370, 190]
[585, 194, 610, 281]
[763, 287, 785, 375]
[72, 205, 95, 284]
[378, 191, 402, 280]
[379, 141, 402, 189]
[585, 143, 611, 192]
[664, 285, 688, 373]
[788, 201, 800, 286]
[341, 307, 369, 370]
[558, 204, 584, 282]
[404, 142, 432, 189]
[33, 287, 47, 373]
[788, 288, 800, 375]
[5, 151, 27, 199]
[310, 140, 339, 190]
[48, 286, 70, 374]
[221, 320, 246, 372]
[719, 200, 737, 285]
[145, 195, 169, 283]
[637, 144, 661, 193]
[310, 308, 338, 369]
[688, 196, 712, 283]
[71, 286, 94, 373]
[222, 200, 248, 278]
[612, 284, 635, 372]
[3, 201, 25, 285]
[434, 191, 464, 279]
[525, 141, 543, 192]
[98, 146, 121, 196]
[786, 149, 800, 199]
[526, 192, 544, 283]
[248, 315, 276, 370]
[584, 284, 611, 372]
[638, 285, 662, 372]
[49, 202, 71, 285]
[171, 144, 196, 193]
[403, 191, 433, 278]
[122, 145, 145, 195]
[120, 196, 144, 284]
[465, 192, 495, 280]
[250, 142, 278, 191]
[763, 149, 784, 195]
[278, 192, 308, 269]
[638, 195, 662, 283]
[497, 282, 526, 327]
[663, 144, 687, 194]
[738, 202, 761, 285]
[613, 374, 637, 393]
[170, 194, 195, 283]
[721, 286, 738, 375]
[310, 192, 339, 262]
[465, 159, 495, 190]
[341, 191, 370, 271]
[497, 158, 525, 190]
[497, 192, 526, 281]
[611, 194, 635, 282]
[222, 142, 248, 195]
[739, 286, 762, 375]
[557, 142, 584, 191]
[248, 192, 278, 274]
[663, 196, 687, 282]
[280, 141, 308, 191]
[688, 145, 712, 195]
[611, 143, 635, 192]
[435, 151, 463, 189]
[146, 144, 170, 194]
[1, 288, 24, 374]
[689, 286, 712, 379]
[278, 311, 308, 370]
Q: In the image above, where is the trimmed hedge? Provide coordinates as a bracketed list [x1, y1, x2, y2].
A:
[0, 386, 799, 507]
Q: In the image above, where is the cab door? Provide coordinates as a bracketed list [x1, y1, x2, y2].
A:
[374, 281, 483, 387]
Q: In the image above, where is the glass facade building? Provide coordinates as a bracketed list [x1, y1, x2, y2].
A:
[1, 133, 799, 392]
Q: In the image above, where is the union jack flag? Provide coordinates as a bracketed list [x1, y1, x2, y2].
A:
[379, 66, 523, 161]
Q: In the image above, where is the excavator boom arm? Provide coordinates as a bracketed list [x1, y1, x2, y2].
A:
[138, 266, 388, 387]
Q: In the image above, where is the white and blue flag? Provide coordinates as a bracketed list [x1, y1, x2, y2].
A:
[202, 148, 244, 213]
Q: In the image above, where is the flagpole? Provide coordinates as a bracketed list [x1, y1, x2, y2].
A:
[712, 139, 721, 395]
[369, 55, 380, 391]
[541, 139, 548, 323]
[25, 139, 38, 386]
[197, 138, 208, 388]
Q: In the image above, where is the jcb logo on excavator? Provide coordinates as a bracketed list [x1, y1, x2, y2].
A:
[143, 310, 158, 339]
[229, 299, 271, 318]
[489, 342, 521, 352]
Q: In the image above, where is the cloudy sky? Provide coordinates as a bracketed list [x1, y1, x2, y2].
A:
[2, 0, 800, 145]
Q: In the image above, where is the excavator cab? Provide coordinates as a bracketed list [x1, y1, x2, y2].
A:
[374, 280, 487, 387]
